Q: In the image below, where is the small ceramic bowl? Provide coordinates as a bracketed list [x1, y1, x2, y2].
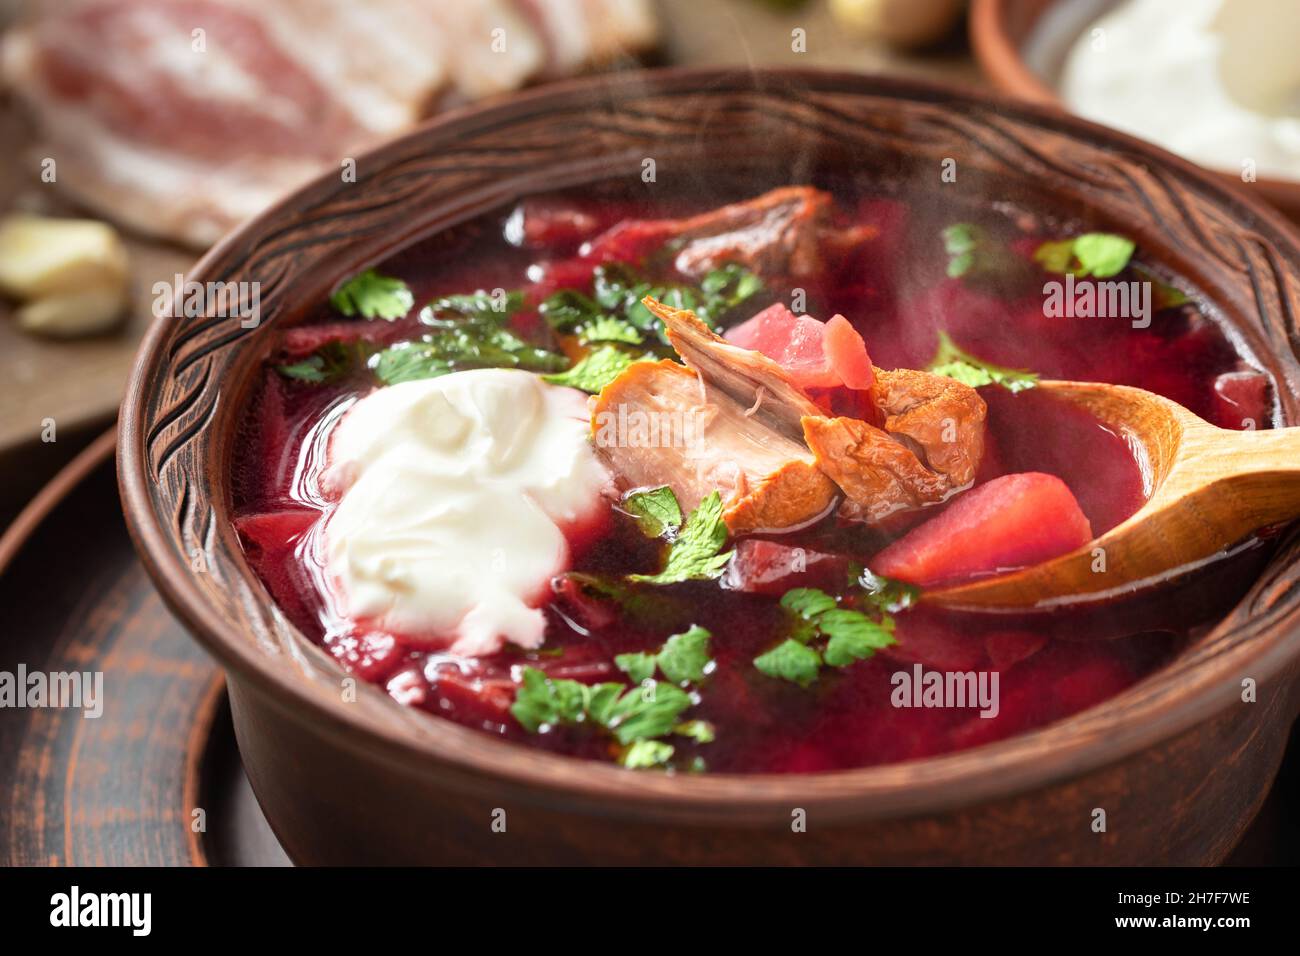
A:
[120, 68, 1300, 865]
[970, 0, 1300, 221]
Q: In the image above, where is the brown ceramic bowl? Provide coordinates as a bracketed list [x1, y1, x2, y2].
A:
[970, 0, 1300, 222]
[120, 68, 1300, 865]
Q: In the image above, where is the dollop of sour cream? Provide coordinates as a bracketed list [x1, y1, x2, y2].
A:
[1059, 0, 1300, 181]
[322, 369, 607, 656]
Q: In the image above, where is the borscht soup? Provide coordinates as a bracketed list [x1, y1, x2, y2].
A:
[230, 184, 1275, 774]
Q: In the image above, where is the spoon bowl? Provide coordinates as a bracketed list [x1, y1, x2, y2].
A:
[928, 380, 1300, 610]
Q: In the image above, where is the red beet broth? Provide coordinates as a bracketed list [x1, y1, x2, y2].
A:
[229, 181, 1276, 774]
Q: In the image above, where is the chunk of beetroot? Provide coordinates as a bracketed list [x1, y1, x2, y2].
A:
[724, 303, 873, 392]
[721, 538, 851, 595]
[871, 472, 1094, 587]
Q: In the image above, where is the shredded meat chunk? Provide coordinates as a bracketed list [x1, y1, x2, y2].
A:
[591, 360, 836, 534]
[638, 296, 986, 528]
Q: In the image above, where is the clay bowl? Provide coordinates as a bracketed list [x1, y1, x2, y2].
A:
[120, 67, 1300, 865]
[970, 0, 1300, 222]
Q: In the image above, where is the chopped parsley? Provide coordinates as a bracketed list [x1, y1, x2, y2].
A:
[753, 586, 898, 686]
[616, 624, 714, 687]
[621, 486, 683, 538]
[927, 330, 1039, 393]
[541, 345, 639, 393]
[854, 566, 922, 614]
[511, 666, 702, 771]
[374, 325, 565, 385]
[629, 490, 734, 585]
[276, 339, 371, 384]
[329, 269, 414, 320]
[753, 639, 823, 687]
[1033, 232, 1135, 279]
[942, 223, 1031, 286]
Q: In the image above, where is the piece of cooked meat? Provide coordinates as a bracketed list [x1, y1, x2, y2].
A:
[669, 186, 832, 279]
[645, 296, 823, 440]
[642, 295, 987, 527]
[591, 360, 837, 534]
[871, 367, 986, 489]
[801, 416, 951, 522]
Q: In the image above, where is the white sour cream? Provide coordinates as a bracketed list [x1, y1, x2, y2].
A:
[1059, 0, 1300, 182]
[322, 369, 607, 656]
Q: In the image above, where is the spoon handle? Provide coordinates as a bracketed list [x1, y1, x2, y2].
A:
[1182, 423, 1300, 529]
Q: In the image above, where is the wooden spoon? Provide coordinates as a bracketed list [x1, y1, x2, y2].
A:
[927, 380, 1300, 610]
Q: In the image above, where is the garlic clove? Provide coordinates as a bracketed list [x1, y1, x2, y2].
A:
[16, 284, 128, 338]
[0, 214, 129, 301]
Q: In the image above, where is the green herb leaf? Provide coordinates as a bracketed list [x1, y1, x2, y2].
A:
[584, 682, 627, 727]
[753, 639, 823, 687]
[542, 345, 639, 393]
[614, 653, 657, 685]
[656, 625, 713, 685]
[673, 720, 716, 744]
[819, 610, 896, 667]
[622, 486, 683, 538]
[620, 739, 675, 769]
[276, 339, 373, 385]
[941, 224, 1030, 285]
[780, 587, 839, 621]
[601, 680, 693, 746]
[509, 667, 590, 733]
[426, 290, 522, 324]
[856, 568, 922, 613]
[629, 491, 733, 584]
[928, 331, 1039, 393]
[1033, 233, 1135, 279]
[330, 269, 414, 320]
[374, 324, 566, 385]
[579, 314, 644, 345]
[1133, 265, 1191, 310]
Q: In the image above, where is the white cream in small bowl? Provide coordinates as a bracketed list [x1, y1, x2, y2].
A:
[1057, 0, 1300, 182]
[321, 369, 608, 657]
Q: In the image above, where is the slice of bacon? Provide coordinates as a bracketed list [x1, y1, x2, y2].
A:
[3, 0, 659, 247]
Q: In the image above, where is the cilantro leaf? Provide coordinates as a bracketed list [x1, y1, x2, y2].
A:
[509, 667, 590, 732]
[614, 624, 714, 687]
[601, 680, 693, 746]
[558, 572, 691, 630]
[276, 339, 371, 384]
[753, 639, 823, 687]
[656, 625, 713, 685]
[374, 324, 566, 385]
[583, 682, 626, 727]
[330, 269, 414, 320]
[1033, 233, 1135, 279]
[579, 315, 644, 345]
[927, 331, 1039, 393]
[780, 587, 839, 621]
[614, 653, 657, 685]
[542, 345, 640, 393]
[426, 290, 522, 324]
[942, 224, 1031, 286]
[621, 740, 675, 769]
[629, 491, 733, 584]
[757, 586, 900, 685]
[819, 610, 895, 667]
[622, 486, 683, 538]
[855, 567, 921, 613]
